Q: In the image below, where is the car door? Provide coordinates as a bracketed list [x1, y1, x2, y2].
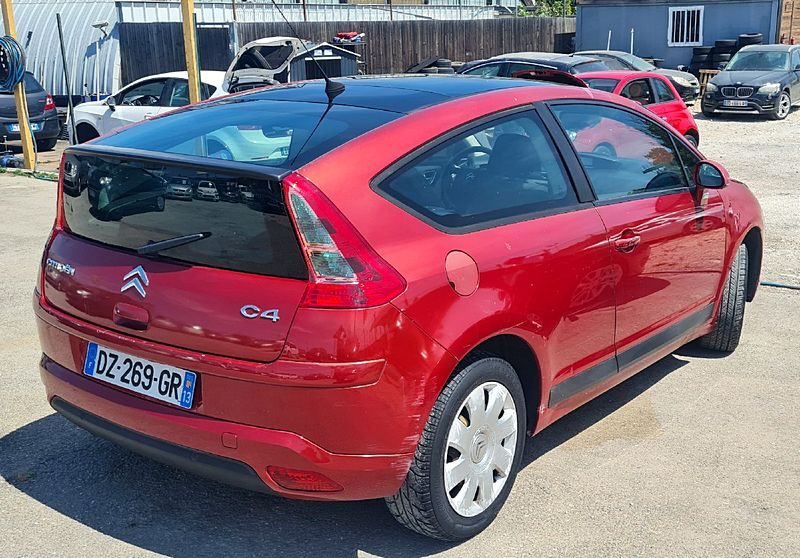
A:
[647, 76, 689, 130]
[104, 78, 169, 131]
[791, 50, 800, 99]
[376, 109, 617, 407]
[549, 102, 727, 363]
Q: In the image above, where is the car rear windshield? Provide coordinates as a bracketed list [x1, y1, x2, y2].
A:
[94, 98, 400, 169]
[584, 78, 619, 92]
[0, 72, 43, 94]
[572, 61, 612, 74]
[61, 152, 308, 279]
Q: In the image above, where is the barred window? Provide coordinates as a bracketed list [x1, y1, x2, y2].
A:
[668, 6, 704, 47]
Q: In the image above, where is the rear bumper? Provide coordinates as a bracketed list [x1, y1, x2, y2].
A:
[41, 355, 412, 501]
[0, 110, 60, 141]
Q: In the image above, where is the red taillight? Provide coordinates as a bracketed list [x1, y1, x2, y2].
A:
[266, 466, 343, 492]
[44, 94, 56, 112]
[283, 172, 406, 309]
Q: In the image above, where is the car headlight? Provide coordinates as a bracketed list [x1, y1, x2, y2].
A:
[705, 83, 718, 93]
[673, 76, 692, 88]
[757, 83, 780, 95]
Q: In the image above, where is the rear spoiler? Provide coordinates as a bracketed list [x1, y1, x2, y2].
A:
[510, 69, 588, 88]
[64, 144, 290, 183]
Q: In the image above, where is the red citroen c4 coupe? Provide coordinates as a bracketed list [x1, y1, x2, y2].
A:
[35, 75, 763, 541]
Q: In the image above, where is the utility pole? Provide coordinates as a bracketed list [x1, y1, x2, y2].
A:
[0, 0, 35, 170]
[180, 0, 201, 104]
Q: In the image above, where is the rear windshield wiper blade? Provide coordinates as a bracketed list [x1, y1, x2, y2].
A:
[136, 232, 212, 255]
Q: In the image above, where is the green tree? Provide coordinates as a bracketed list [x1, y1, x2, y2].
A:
[518, 0, 576, 17]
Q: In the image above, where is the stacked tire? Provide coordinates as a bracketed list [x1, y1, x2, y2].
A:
[738, 33, 763, 49]
[420, 59, 455, 75]
[712, 39, 737, 69]
[690, 46, 714, 75]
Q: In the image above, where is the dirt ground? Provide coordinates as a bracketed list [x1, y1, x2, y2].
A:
[0, 107, 798, 558]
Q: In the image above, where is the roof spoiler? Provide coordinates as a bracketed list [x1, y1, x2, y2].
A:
[64, 144, 290, 183]
[511, 69, 588, 88]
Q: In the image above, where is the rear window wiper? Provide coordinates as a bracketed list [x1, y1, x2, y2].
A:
[136, 232, 212, 255]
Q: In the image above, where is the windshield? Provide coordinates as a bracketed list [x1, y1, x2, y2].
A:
[94, 97, 399, 169]
[584, 78, 620, 93]
[572, 61, 613, 74]
[727, 51, 789, 72]
[0, 72, 43, 94]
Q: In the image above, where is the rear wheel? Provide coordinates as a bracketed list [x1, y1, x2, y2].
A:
[699, 244, 747, 353]
[684, 131, 699, 147]
[35, 138, 58, 151]
[386, 354, 526, 541]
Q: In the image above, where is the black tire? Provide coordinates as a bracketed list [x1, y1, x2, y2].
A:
[699, 244, 747, 353]
[386, 353, 526, 541]
[693, 46, 713, 55]
[35, 137, 58, 151]
[692, 54, 710, 63]
[738, 33, 763, 46]
[435, 58, 453, 68]
[712, 54, 732, 63]
[768, 91, 792, 120]
[420, 67, 438, 74]
[701, 106, 715, 118]
[715, 39, 737, 49]
[684, 131, 699, 147]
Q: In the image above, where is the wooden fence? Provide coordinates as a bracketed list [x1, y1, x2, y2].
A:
[119, 17, 576, 85]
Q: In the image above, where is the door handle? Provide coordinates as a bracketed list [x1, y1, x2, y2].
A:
[613, 233, 641, 253]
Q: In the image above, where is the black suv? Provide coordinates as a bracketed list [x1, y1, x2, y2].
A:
[702, 44, 800, 120]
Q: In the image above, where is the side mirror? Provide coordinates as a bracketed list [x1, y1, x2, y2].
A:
[717, 62, 728, 70]
[795, 64, 800, 71]
[676, 64, 689, 72]
[694, 160, 728, 189]
[105, 96, 116, 111]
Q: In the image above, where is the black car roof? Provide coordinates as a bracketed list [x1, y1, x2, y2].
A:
[229, 74, 545, 114]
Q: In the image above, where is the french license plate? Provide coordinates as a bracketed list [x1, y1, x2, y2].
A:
[83, 343, 197, 409]
[722, 100, 748, 108]
[8, 123, 42, 132]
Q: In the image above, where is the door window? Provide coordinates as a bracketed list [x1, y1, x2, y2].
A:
[792, 49, 800, 69]
[462, 63, 503, 77]
[378, 112, 577, 229]
[551, 103, 689, 201]
[166, 80, 217, 107]
[652, 78, 676, 103]
[620, 79, 655, 105]
[674, 139, 701, 187]
[118, 80, 167, 107]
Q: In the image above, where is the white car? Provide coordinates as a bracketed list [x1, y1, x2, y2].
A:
[69, 71, 226, 144]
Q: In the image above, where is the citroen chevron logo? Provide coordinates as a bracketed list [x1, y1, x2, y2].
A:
[121, 266, 149, 298]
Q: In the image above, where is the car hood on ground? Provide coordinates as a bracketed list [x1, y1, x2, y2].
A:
[656, 68, 699, 85]
[712, 70, 789, 87]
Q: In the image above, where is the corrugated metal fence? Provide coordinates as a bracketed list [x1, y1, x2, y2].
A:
[120, 17, 577, 83]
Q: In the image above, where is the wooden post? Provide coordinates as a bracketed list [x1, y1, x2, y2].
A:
[0, 0, 35, 170]
[180, 0, 201, 104]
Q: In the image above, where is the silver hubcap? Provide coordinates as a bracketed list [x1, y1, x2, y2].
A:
[444, 381, 518, 517]
[778, 94, 790, 117]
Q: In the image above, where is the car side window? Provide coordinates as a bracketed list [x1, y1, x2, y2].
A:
[166, 80, 217, 107]
[793, 49, 800, 69]
[377, 112, 578, 229]
[462, 63, 503, 77]
[652, 78, 676, 103]
[620, 79, 655, 105]
[551, 103, 689, 201]
[118, 80, 167, 107]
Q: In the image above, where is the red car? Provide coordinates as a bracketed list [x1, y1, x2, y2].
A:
[35, 76, 763, 541]
[578, 70, 701, 148]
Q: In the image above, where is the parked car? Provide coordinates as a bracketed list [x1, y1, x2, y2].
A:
[0, 72, 60, 151]
[223, 36, 302, 92]
[165, 178, 193, 201]
[578, 70, 700, 146]
[38, 75, 763, 542]
[194, 180, 220, 201]
[69, 71, 226, 144]
[575, 50, 701, 102]
[458, 52, 609, 77]
[701, 44, 800, 120]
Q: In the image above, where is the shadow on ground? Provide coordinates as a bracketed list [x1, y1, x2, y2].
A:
[1, 354, 688, 558]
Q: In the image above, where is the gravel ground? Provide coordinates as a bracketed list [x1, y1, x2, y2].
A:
[0, 107, 798, 558]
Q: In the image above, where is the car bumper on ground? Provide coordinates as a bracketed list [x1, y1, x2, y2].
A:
[33, 295, 455, 501]
[702, 93, 778, 115]
[0, 111, 61, 141]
